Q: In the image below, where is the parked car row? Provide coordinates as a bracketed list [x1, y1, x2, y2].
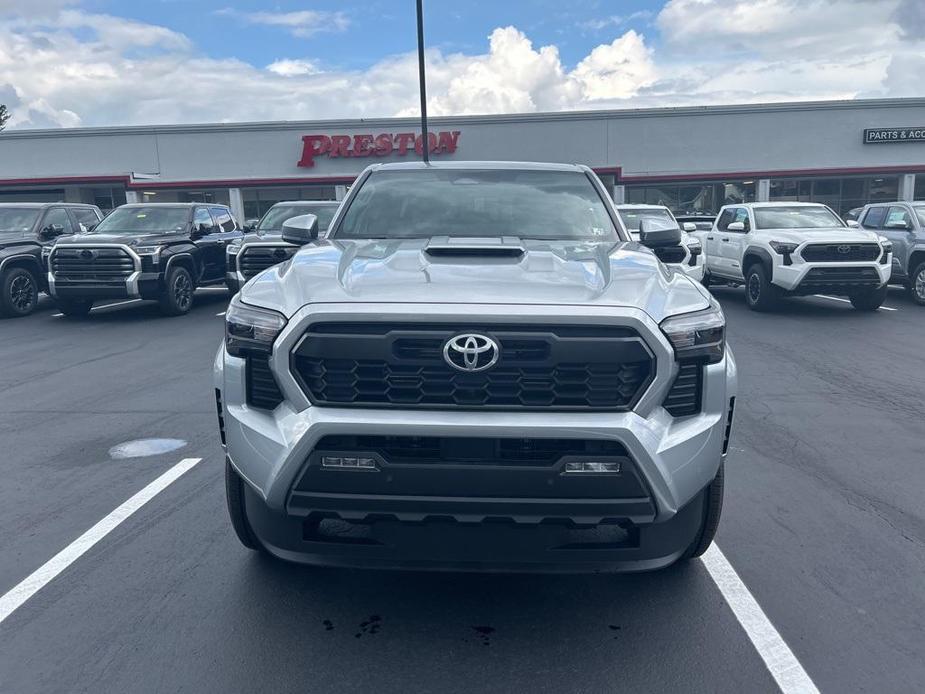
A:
[0, 199, 339, 317]
[1, 192, 922, 319]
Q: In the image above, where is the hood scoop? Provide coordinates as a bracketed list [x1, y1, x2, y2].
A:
[423, 236, 525, 259]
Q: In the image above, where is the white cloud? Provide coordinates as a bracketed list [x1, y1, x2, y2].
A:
[0, 2, 921, 130]
[579, 11, 653, 32]
[266, 59, 321, 77]
[215, 8, 349, 38]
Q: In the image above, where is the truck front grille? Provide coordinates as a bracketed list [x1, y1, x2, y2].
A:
[291, 322, 655, 411]
[800, 243, 880, 262]
[239, 245, 297, 279]
[51, 247, 135, 282]
[653, 246, 686, 264]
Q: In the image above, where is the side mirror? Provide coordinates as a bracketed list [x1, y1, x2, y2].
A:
[682, 222, 697, 232]
[638, 219, 683, 248]
[192, 222, 212, 237]
[846, 219, 860, 228]
[242, 224, 255, 233]
[281, 214, 319, 246]
[42, 224, 65, 238]
[726, 221, 746, 232]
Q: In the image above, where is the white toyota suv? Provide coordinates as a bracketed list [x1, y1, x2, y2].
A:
[697, 202, 892, 311]
[615, 204, 705, 282]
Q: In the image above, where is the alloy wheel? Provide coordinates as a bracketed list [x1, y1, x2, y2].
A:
[10, 274, 36, 313]
[915, 271, 925, 302]
[174, 272, 193, 311]
[748, 273, 761, 302]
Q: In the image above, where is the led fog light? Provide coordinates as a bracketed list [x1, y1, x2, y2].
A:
[321, 456, 379, 471]
[563, 461, 622, 474]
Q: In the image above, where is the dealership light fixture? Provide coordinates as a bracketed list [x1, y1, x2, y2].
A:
[416, 0, 430, 164]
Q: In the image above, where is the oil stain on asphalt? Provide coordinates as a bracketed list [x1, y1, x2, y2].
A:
[355, 615, 382, 638]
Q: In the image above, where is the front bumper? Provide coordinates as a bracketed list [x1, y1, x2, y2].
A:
[216, 302, 737, 571]
[772, 259, 891, 294]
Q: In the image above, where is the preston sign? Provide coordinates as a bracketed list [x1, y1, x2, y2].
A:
[297, 131, 461, 167]
[863, 127, 925, 144]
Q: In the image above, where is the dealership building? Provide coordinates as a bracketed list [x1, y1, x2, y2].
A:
[0, 97, 923, 222]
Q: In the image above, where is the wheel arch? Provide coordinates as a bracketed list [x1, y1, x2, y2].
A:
[742, 246, 773, 279]
[0, 253, 45, 289]
[164, 251, 197, 286]
[908, 247, 925, 276]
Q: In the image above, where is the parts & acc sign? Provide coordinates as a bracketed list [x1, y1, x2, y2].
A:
[863, 127, 925, 144]
[297, 131, 461, 167]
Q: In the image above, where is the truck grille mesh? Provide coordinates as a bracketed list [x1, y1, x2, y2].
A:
[291, 323, 655, 411]
[51, 247, 134, 282]
[239, 245, 298, 279]
[800, 243, 880, 262]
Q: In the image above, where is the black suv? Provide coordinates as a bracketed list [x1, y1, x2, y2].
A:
[226, 201, 339, 292]
[49, 203, 243, 317]
[0, 202, 103, 317]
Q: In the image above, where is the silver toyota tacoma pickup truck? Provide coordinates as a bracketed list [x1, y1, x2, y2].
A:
[215, 161, 737, 572]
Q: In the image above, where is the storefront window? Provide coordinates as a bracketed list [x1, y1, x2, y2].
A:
[624, 181, 755, 214]
[916, 174, 925, 201]
[242, 186, 337, 220]
[769, 176, 899, 217]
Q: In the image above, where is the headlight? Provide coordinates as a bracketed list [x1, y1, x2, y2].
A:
[134, 244, 165, 262]
[768, 241, 798, 255]
[660, 306, 725, 364]
[686, 238, 702, 256]
[227, 242, 242, 256]
[225, 295, 287, 357]
[880, 241, 892, 254]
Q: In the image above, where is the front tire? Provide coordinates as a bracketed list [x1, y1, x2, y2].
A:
[908, 262, 925, 306]
[225, 459, 262, 551]
[0, 267, 39, 317]
[158, 265, 195, 316]
[680, 464, 724, 560]
[744, 264, 779, 311]
[57, 298, 93, 318]
[850, 284, 888, 311]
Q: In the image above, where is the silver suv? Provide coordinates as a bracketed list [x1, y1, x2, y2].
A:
[857, 201, 925, 305]
[215, 162, 737, 572]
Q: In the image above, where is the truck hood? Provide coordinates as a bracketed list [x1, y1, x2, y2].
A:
[55, 231, 189, 246]
[0, 231, 33, 246]
[759, 227, 884, 244]
[241, 238, 712, 323]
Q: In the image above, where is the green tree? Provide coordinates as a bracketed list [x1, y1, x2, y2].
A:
[0, 104, 9, 131]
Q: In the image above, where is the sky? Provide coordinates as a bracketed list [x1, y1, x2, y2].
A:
[0, 0, 922, 129]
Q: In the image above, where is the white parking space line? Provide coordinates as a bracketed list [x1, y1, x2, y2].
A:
[702, 545, 820, 694]
[197, 287, 230, 292]
[813, 294, 898, 311]
[0, 457, 203, 625]
[216, 311, 226, 316]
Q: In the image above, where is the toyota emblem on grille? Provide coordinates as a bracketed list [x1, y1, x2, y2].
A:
[79, 249, 96, 260]
[837, 245, 852, 254]
[443, 333, 499, 372]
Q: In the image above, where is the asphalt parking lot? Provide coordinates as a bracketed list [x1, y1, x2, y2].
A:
[1, 285, 923, 694]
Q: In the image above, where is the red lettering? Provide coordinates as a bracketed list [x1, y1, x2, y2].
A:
[353, 134, 374, 157]
[297, 135, 331, 168]
[373, 134, 393, 156]
[436, 130, 460, 154]
[329, 135, 352, 158]
[394, 133, 415, 155]
[415, 132, 440, 156]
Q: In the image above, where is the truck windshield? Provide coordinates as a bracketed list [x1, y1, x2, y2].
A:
[753, 206, 845, 229]
[93, 206, 189, 234]
[0, 208, 41, 232]
[333, 169, 619, 241]
[258, 205, 337, 232]
[617, 208, 677, 232]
